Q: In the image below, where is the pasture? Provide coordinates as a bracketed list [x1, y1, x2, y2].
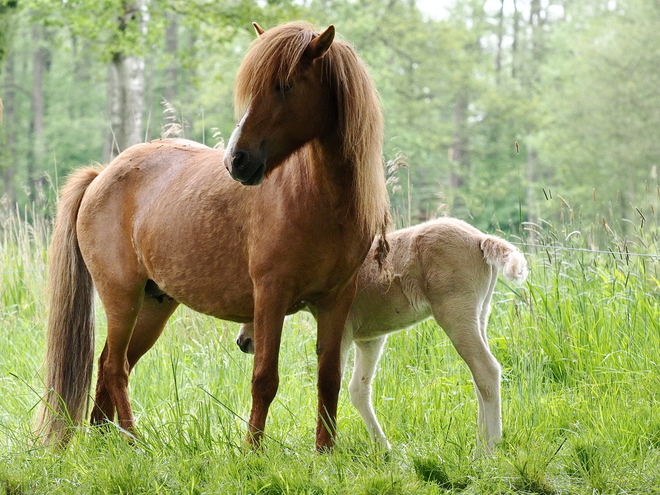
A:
[1, 203, 660, 494]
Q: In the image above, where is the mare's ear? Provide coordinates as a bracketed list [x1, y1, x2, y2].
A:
[253, 22, 265, 36]
[306, 25, 335, 60]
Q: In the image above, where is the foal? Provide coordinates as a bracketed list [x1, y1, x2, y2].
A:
[237, 217, 527, 453]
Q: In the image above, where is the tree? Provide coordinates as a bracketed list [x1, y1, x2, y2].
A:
[532, 0, 660, 237]
[105, 0, 151, 160]
[306, 0, 487, 224]
[0, 0, 298, 207]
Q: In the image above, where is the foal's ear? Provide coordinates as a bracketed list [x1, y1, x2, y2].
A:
[253, 22, 265, 36]
[306, 25, 335, 60]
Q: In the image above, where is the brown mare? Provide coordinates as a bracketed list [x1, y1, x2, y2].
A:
[36, 22, 389, 451]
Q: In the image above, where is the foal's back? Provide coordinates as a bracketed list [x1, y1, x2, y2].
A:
[348, 218, 496, 340]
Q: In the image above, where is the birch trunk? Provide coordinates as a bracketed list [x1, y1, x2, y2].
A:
[104, 0, 150, 162]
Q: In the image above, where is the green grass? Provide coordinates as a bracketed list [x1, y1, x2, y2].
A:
[2, 203, 660, 494]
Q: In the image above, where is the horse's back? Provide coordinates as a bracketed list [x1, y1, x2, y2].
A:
[81, 139, 225, 203]
[79, 139, 233, 240]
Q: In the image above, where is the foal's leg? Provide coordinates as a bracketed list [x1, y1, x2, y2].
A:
[350, 336, 390, 449]
[433, 298, 502, 455]
[471, 269, 500, 452]
[478, 268, 498, 346]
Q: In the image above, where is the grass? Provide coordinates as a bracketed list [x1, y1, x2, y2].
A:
[1, 201, 660, 494]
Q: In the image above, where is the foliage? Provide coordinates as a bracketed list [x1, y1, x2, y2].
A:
[1, 0, 659, 233]
[532, 0, 660, 230]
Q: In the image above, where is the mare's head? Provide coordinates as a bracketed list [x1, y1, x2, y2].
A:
[225, 21, 389, 247]
[224, 22, 338, 185]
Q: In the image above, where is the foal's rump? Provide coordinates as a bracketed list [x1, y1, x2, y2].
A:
[413, 217, 526, 280]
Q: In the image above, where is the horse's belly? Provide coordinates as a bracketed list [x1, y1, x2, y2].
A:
[172, 285, 255, 322]
[145, 253, 256, 322]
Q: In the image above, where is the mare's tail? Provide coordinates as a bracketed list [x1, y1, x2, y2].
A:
[480, 235, 528, 284]
[35, 167, 101, 446]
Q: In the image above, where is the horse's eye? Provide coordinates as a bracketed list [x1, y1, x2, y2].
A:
[275, 82, 294, 94]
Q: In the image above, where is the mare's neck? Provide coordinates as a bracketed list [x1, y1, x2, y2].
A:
[306, 136, 355, 199]
[262, 135, 359, 225]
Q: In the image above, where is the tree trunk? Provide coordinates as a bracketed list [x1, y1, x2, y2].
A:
[511, 0, 520, 79]
[526, 148, 539, 241]
[448, 92, 469, 189]
[30, 25, 48, 199]
[495, 0, 505, 83]
[1, 52, 17, 201]
[112, 52, 146, 154]
[164, 13, 178, 104]
[104, 52, 146, 160]
[529, 0, 544, 63]
[525, 0, 544, 227]
[104, 0, 150, 162]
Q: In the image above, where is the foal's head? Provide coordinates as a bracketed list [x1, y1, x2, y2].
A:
[224, 22, 337, 185]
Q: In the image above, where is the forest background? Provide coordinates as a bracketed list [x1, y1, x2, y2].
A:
[1, 0, 659, 241]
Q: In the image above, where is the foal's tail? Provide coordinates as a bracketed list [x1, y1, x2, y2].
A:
[480, 235, 528, 284]
[35, 166, 101, 446]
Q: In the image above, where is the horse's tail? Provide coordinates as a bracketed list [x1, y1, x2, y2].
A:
[480, 235, 528, 284]
[35, 166, 101, 446]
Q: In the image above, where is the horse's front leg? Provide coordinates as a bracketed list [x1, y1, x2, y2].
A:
[246, 286, 288, 449]
[314, 280, 358, 451]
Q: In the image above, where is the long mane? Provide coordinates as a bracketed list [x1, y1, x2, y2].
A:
[234, 22, 390, 240]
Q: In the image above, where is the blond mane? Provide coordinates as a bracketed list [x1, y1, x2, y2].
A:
[234, 22, 390, 239]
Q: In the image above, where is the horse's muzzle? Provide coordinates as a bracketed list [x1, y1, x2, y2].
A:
[225, 149, 266, 186]
[236, 334, 254, 354]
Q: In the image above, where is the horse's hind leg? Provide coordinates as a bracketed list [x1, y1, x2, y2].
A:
[433, 297, 502, 455]
[126, 296, 179, 371]
[89, 284, 144, 434]
[91, 343, 115, 424]
[350, 336, 390, 450]
[91, 289, 179, 432]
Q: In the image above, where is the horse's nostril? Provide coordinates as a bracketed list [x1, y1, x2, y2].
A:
[232, 150, 249, 172]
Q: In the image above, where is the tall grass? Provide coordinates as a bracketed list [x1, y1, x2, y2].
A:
[1, 199, 660, 494]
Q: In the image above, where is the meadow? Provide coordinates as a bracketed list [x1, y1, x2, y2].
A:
[1, 199, 660, 494]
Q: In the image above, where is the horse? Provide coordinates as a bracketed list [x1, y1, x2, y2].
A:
[237, 217, 528, 454]
[36, 21, 390, 451]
